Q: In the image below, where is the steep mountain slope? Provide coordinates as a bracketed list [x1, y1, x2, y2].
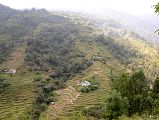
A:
[0, 4, 92, 120]
[39, 23, 127, 120]
[64, 12, 159, 80]
[0, 4, 71, 64]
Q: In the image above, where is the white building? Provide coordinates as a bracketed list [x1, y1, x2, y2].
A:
[5, 69, 16, 74]
[81, 81, 90, 87]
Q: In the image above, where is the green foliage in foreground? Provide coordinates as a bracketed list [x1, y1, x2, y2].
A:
[154, 2, 159, 14]
[102, 90, 129, 119]
[81, 70, 159, 119]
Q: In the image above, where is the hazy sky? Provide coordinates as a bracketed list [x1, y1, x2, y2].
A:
[0, 0, 158, 15]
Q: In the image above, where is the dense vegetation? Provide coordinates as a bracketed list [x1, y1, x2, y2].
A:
[25, 23, 92, 80]
[95, 34, 142, 65]
[79, 71, 159, 119]
[0, 4, 58, 63]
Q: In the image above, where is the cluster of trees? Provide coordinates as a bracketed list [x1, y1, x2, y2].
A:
[95, 34, 142, 65]
[0, 3, 71, 64]
[25, 20, 92, 80]
[82, 71, 159, 119]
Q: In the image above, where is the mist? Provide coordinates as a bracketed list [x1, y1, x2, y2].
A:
[0, 0, 158, 15]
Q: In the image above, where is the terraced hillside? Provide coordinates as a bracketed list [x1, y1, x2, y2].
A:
[0, 74, 37, 120]
[0, 47, 43, 120]
[40, 37, 127, 120]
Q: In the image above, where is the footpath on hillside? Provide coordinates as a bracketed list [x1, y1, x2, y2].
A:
[1, 47, 26, 70]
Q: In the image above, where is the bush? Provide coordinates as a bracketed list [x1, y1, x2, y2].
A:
[80, 87, 90, 93]
[34, 77, 42, 81]
[0, 77, 10, 92]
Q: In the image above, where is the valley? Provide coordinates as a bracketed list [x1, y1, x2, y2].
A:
[0, 3, 159, 120]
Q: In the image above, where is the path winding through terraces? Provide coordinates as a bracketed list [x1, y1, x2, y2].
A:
[43, 62, 111, 120]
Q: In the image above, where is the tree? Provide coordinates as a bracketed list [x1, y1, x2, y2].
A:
[152, 77, 159, 98]
[113, 71, 152, 115]
[128, 70, 148, 97]
[128, 70, 150, 114]
[154, 3, 159, 34]
[102, 90, 129, 119]
[153, 77, 159, 95]
[112, 73, 130, 97]
[154, 3, 159, 14]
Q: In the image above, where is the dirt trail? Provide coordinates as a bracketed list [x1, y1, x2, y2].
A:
[1, 47, 25, 70]
[44, 62, 104, 120]
[46, 86, 80, 120]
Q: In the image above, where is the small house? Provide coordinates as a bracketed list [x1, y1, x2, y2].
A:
[81, 81, 90, 86]
[5, 69, 16, 74]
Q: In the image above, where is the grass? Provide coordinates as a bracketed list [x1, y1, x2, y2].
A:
[0, 72, 42, 120]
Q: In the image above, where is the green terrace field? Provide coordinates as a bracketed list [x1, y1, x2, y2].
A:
[0, 72, 40, 120]
[0, 47, 42, 120]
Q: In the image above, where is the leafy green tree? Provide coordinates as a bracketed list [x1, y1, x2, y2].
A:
[112, 73, 130, 97]
[128, 70, 148, 96]
[154, 3, 159, 34]
[127, 70, 149, 114]
[102, 90, 129, 119]
[153, 77, 159, 95]
[154, 3, 159, 14]
[113, 71, 152, 115]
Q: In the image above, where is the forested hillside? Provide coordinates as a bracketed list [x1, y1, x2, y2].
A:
[0, 4, 62, 63]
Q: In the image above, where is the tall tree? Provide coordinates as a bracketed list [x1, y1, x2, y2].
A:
[153, 77, 159, 98]
[154, 3, 159, 34]
[102, 90, 129, 119]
